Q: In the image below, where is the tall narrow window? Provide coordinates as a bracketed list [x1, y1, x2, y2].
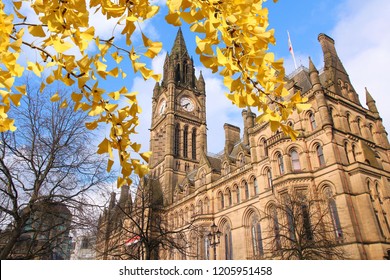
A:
[251, 215, 263, 257]
[204, 197, 210, 214]
[357, 118, 362, 135]
[227, 189, 233, 206]
[267, 169, 273, 190]
[235, 185, 240, 204]
[369, 124, 374, 135]
[224, 225, 233, 260]
[244, 181, 249, 200]
[344, 143, 350, 164]
[197, 200, 203, 215]
[192, 128, 197, 160]
[346, 114, 351, 131]
[253, 178, 259, 195]
[263, 139, 268, 157]
[271, 207, 281, 250]
[375, 183, 382, 203]
[290, 149, 301, 171]
[204, 237, 210, 260]
[316, 145, 325, 167]
[174, 123, 180, 156]
[325, 188, 343, 239]
[351, 145, 356, 162]
[219, 192, 224, 210]
[301, 203, 313, 241]
[183, 125, 188, 158]
[277, 153, 285, 175]
[309, 112, 317, 130]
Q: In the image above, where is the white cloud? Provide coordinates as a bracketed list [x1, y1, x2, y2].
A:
[331, 0, 390, 131]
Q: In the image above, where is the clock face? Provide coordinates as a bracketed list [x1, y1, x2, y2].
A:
[180, 97, 195, 112]
[159, 99, 167, 115]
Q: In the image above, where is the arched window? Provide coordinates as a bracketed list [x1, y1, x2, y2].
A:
[357, 118, 362, 135]
[244, 181, 249, 200]
[263, 138, 268, 157]
[277, 153, 285, 175]
[174, 123, 180, 156]
[284, 194, 295, 241]
[251, 214, 263, 257]
[192, 128, 197, 160]
[325, 188, 343, 239]
[375, 183, 383, 204]
[203, 236, 210, 260]
[204, 197, 210, 214]
[309, 112, 317, 130]
[222, 162, 230, 176]
[224, 224, 233, 260]
[227, 188, 233, 206]
[316, 145, 325, 167]
[271, 207, 281, 250]
[235, 185, 240, 204]
[346, 114, 351, 131]
[344, 143, 350, 164]
[219, 192, 224, 210]
[183, 125, 188, 158]
[197, 200, 203, 215]
[238, 153, 245, 167]
[290, 149, 301, 171]
[267, 169, 273, 190]
[369, 123, 374, 135]
[300, 198, 313, 241]
[351, 145, 356, 162]
[253, 178, 259, 195]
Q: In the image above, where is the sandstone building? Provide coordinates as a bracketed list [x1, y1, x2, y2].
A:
[97, 29, 390, 260]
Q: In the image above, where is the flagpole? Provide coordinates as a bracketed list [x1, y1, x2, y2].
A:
[287, 30, 298, 70]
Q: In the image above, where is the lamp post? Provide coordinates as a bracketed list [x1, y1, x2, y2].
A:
[207, 222, 222, 260]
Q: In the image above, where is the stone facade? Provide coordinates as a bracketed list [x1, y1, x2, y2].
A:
[99, 30, 390, 260]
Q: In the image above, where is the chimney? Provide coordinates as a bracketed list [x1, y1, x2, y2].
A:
[224, 123, 241, 155]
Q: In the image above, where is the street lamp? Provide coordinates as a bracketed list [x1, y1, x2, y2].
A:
[207, 222, 222, 260]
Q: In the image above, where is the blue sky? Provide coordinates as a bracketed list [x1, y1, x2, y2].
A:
[11, 0, 390, 188]
[122, 0, 390, 155]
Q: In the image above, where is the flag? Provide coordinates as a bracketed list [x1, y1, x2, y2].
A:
[287, 30, 298, 70]
[125, 235, 140, 246]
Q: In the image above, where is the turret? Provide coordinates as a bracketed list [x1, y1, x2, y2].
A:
[197, 70, 205, 94]
[242, 108, 255, 146]
[309, 57, 332, 128]
[365, 87, 379, 114]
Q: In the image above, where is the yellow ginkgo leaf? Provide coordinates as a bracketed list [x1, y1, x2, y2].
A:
[28, 25, 46, 37]
[50, 92, 60, 102]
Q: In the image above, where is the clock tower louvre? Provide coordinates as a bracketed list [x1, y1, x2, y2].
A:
[149, 28, 207, 206]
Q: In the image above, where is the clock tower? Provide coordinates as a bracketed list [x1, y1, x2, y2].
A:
[149, 29, 207, 206]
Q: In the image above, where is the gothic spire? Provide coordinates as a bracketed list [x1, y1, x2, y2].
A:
[171, 27, 188, 58]
[308, 56, 318, 73]
[365, 87, 379, 114]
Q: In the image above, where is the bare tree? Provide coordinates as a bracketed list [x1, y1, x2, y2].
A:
[0, 83, 112, 259]
[261, 190, 348, 260]
[96, 176, 196, 260]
